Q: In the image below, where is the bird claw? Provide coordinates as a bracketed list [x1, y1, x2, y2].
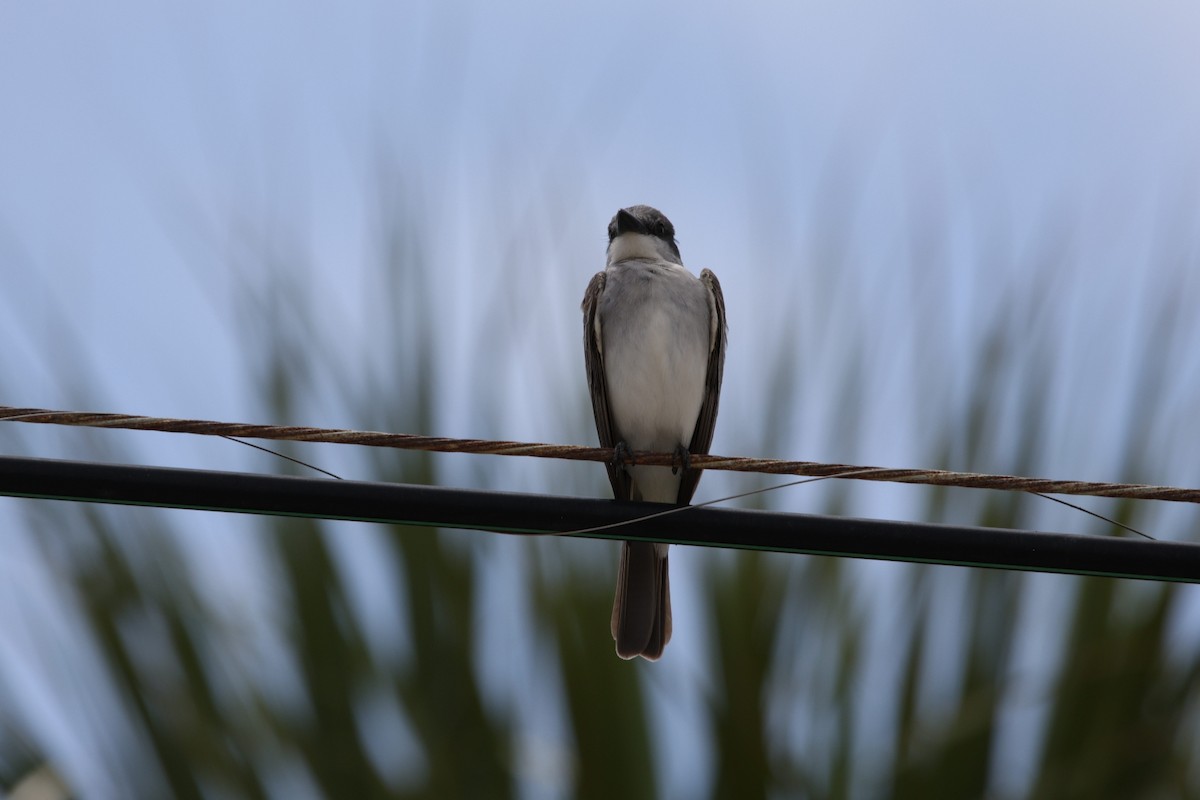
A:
[611, 441, 633, 468]
[672, 445, 691, 475]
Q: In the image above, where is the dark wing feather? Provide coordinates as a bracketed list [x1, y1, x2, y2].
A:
[676, 268, 727, 504]
[582, 271, 632, 501]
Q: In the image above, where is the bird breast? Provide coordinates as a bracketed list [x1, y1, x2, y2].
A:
[599, 260, 711, 454]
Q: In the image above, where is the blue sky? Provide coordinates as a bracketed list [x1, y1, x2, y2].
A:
[3, 1, 1200, 795]
[3, 2, 1198, 449]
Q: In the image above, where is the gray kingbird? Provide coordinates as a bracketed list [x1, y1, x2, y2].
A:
[582, 205, 727, 660]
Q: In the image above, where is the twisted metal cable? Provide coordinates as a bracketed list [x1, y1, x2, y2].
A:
[3, 405, 1198, 504]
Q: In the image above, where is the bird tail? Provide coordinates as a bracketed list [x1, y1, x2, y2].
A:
[611, 541, 672, 660]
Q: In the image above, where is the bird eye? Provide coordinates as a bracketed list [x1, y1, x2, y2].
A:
[654, 221, 667, 236]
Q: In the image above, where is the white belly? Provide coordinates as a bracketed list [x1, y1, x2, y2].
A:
[600, 263, 710, 503]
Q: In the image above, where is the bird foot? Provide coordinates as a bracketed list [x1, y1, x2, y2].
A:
[672, 444, 691, 475]
[611, 441, 633, 468]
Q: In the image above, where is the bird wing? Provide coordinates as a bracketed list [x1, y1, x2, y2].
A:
[676, 268, 727, 504]
[582, 270, 632, 501]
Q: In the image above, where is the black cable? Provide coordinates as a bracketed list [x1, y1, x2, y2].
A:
[2, 454, 1198, 583]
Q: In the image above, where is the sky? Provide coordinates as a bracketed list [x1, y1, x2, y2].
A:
[3, 2, 1199, 448]
[2, 1, 1200, 796]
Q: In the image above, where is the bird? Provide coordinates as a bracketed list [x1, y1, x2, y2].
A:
[582, 205, 727, 660]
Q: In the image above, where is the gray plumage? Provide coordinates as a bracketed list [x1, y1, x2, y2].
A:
[582, 205, 727, 660]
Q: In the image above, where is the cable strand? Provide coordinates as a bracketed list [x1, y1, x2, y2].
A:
[3, 405, 1198, 505]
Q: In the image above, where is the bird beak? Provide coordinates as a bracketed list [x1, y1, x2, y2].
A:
[615, 208, 647, 236]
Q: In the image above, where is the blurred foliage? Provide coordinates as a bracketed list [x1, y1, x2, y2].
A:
[3, 190, 1200, 800]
